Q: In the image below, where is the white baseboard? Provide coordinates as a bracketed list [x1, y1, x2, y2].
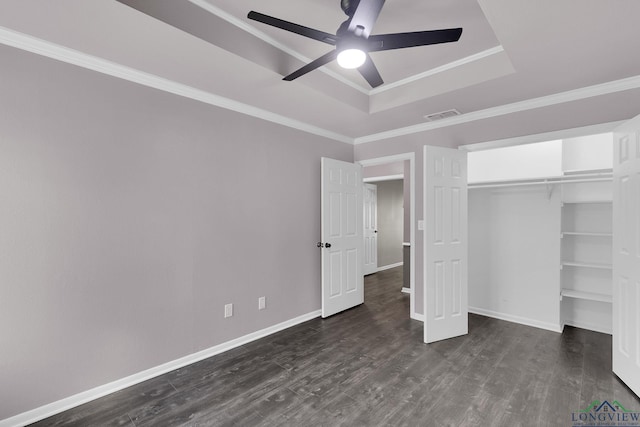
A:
[563, 319, 612, 335]
[377, 262, 403, 272]
[401, 287, 410, 294]
[469, 307, 562, 333]
[0, 310, 322, 427]
[410, 312, 425, 322]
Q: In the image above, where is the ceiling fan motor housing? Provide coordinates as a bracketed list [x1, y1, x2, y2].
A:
[341, 0, 360, 17]
[337, 33, 367, 52]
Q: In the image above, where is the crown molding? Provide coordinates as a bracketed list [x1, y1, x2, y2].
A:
[2, 24, 639, 147]
[0, 25, 353, 145]
[355, 74, 640, 144]
[369, 46, 504, 95]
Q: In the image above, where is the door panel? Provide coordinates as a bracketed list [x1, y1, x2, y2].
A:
[424, 145, 468, 344]
[363, 183, 378, 275]
[613, 115, 640, 398]
[321, 158, 364, 318]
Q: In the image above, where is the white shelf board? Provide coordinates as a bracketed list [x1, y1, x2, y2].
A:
[561, 288, 613, 303]
[561, 200, 612, 204]
[561, 231, 613, 237]
[561, 261, 613, 270]
[563, 168, 613, 176]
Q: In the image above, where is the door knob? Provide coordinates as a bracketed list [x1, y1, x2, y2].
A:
[325, 243, 332, 248]
[317, 242, 323, 248]
[374, 230, 377, 233]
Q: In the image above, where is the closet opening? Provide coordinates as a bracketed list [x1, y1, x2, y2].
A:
[465, 133, 614, 334]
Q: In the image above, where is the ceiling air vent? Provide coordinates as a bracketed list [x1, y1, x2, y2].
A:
[424, 109, 461, 122]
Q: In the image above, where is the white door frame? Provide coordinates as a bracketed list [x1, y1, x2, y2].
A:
[357, 153, 417, 320]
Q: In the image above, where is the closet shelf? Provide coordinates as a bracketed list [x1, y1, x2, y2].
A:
[561, 200, 612, 205]
[561, 261, 613, 270]
[561, 231, 613, 237]
[563, 168, 613, 176]
[560, 289, 612, 303]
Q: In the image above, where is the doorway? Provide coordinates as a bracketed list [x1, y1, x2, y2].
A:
[358, 153, 416, 320]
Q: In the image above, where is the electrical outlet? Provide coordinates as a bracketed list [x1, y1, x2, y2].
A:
[258, 296, 266, 310]
[224, 303, 233, 318]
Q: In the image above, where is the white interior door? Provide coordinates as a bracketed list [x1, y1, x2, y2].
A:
[321, 157, 364, 318]
[423, 145, 468, 344]
[612, 115, 640, 398]
[363, 183, 378, 275]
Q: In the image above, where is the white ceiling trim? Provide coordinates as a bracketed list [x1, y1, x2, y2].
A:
[189, 0, 369, 95]
[0, 25, 353, 145]
[355, 74, 640, 144]
[2, 24, 638, 148]
[369, 46, 504, 95]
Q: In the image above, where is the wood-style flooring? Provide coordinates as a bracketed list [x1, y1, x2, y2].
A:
[31, 267, 639, 426]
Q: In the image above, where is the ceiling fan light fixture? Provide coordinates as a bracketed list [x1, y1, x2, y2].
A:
[337, 48, 366, 69]
[248, 0, 463, 87]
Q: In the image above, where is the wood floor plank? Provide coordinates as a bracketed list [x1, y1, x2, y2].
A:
[29, 266, 640, 427]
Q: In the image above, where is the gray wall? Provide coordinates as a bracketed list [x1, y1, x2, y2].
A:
[0, 45, 352, 420]
[376, 180, 404, 268]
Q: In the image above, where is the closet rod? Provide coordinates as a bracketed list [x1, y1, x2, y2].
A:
[469, 176, 612, 189]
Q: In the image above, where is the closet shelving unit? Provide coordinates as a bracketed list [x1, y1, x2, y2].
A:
[467, 134, 613, 334]
[468, 169, 614, 333]
[559, 169, 613, 333]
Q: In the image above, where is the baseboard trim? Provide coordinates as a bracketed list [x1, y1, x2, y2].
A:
[377, 262, 403, 272]
[469, 307, 562, 333]
[0, 310, 322, 427]
[563, 319, 612, 335]
[410, 312, 425, 322]
[401, 287, 411, 294]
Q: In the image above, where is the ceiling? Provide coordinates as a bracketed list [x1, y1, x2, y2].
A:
[1, 0, 640, 147]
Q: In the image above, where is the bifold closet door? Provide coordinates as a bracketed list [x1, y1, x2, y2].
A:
[612, 115, 640, 398]
[423, 145, 468, 344]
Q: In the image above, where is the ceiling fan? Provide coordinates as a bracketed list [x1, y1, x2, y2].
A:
[247, 0, 463, 88]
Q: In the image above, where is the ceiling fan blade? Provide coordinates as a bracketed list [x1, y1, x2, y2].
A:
[283, 50, 339, 81]
[348, 0, 385, 38]
[368, 28, 463, 51]
[358, 54, 384, 88]
[248, 11, 337, 45]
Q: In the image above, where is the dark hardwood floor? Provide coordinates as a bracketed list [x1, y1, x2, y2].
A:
[31, 267, 639, 426]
